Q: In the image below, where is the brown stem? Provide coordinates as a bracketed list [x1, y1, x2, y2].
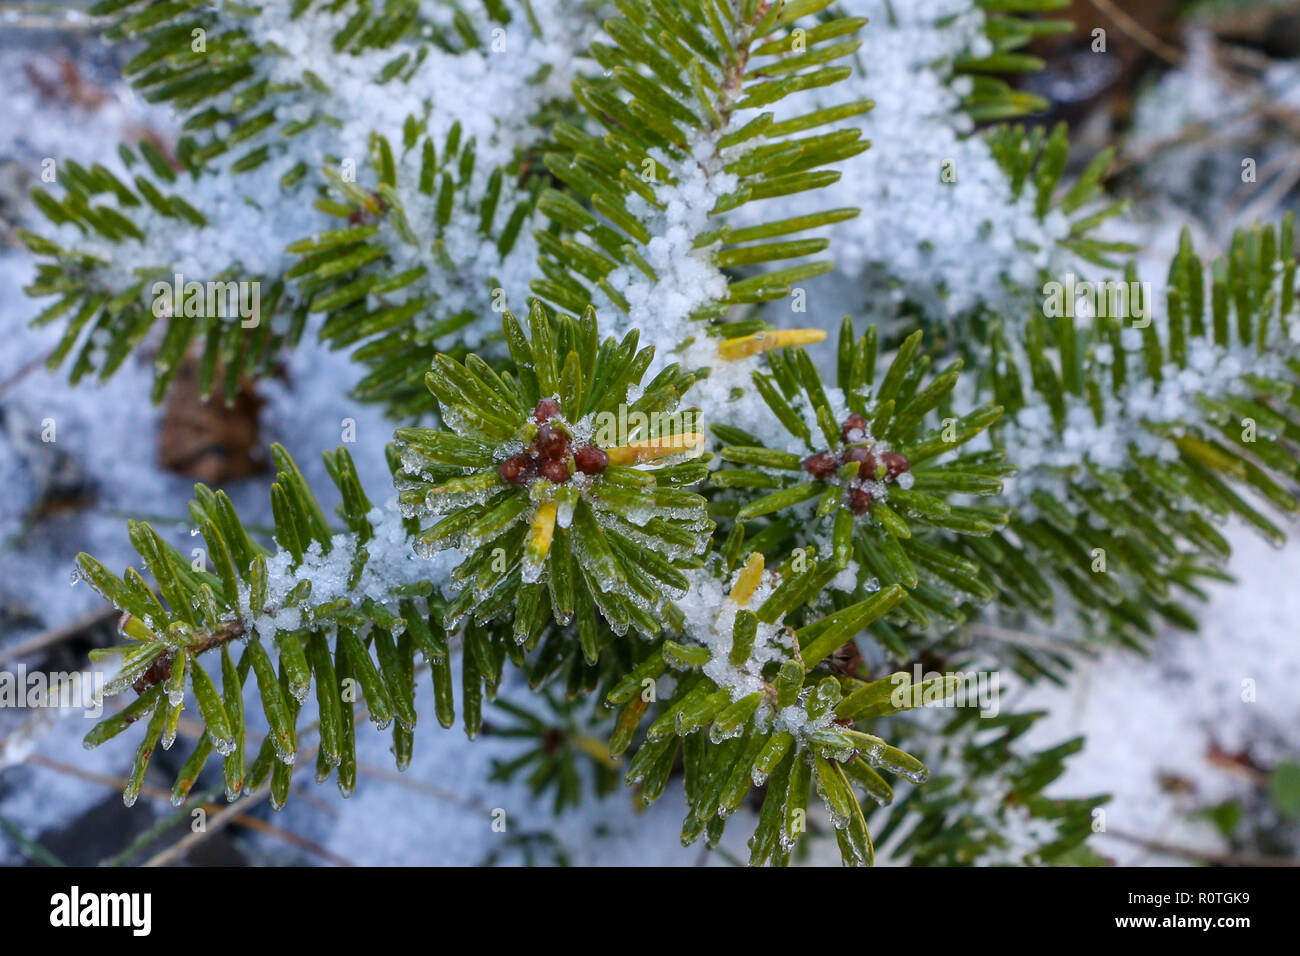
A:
[187, 618, 247, 656]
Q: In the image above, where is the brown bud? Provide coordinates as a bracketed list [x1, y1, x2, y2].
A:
[880, 452, 910, 480]
[133, 652, 174, 695]
[574, 444, 609, 475]
[829, 640, 863, 676]
[849, 486, 873, 515]
[534, 398, 561, 423]
[842, 444, 877, 478]
[499, 454, 534, 486]
[535, 423, 570, 460]
[540, 458, 571, 484]
[841, 413, 869, 443]
[802, 451, 838, 480]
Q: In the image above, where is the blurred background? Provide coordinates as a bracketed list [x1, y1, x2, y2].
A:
[1, 0, 1299, 866]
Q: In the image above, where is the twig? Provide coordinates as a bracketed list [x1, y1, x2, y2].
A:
[26, 752, 349, 866]
[971, 623, 1096, 657]
[99, 784, 226, 867]
[225, 813, 355, 867]
[354, 760, 494, 815]
[0, 352, 53, 401]
[0, 3, 98, 31]
[0, 607, 117, 668]
[1085, 0, 1185, 67]
[136, 702, 351, 866]
[1086, 0, 1283, 75]
[140, 779, 275, 867]
[1228, 148, 1300, 232]
[0, 809, 65, 866]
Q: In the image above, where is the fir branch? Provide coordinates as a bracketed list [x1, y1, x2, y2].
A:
[974, 217, 1300, 647]
[876, 707, 1107, 866]
[75, 444, 469, 801]
[30, 0, 1175, 867]
[532, 0, 868, 357]
[710, 318, 1010, 649]
[395, 303, 713, 642]
[606, 550, 945, 866]
[23, 0, 586, 403]
[292, 121, 545, 418]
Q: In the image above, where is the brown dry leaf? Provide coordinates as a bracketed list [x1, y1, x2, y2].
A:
[1205, 741, 1268, 785]
[1024, 0, 1184, 126]
[157, 355, 269, 485]
[1157, 772, 1197, 795]
[23, 55, 107, 111]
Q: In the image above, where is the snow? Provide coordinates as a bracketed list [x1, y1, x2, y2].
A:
[31, 0, 592, 349]
[249, 502, 462, 639]
[1018, 522, 1300, 864]
[735, 0, 1073, 325]
[679, 563, 787, 701]
[594, 130, 738, 360]
[998, 334, 1291, 512]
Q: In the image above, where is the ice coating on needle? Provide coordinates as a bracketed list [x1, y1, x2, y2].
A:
[247, 500, 462, 639]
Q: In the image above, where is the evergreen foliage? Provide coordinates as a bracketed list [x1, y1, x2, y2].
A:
[971, 218, 1300, 664]
[21, 0, 1300, 865]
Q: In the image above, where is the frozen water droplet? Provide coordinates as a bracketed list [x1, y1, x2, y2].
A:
[521, 558, 543, 584]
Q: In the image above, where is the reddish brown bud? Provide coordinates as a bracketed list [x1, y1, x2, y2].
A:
[829, 640, 863, 676]
[802, 451, 838, 480]
[133, 652, 174, 695]
[842, 444, 877, 477]
[841, 413, 869, 443]
[574, 444, 609, 475]
[499, 454, 534, 486]
[880, 452, 910, 480]
[535, 423, 570, 460]
[534, 398, 561, 423]
[849, 486, 873, 515]
[540, 459, 571, 484]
